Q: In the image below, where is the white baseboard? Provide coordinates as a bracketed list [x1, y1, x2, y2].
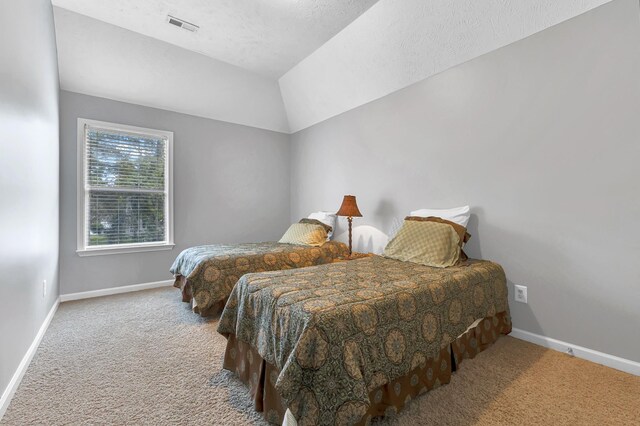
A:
[510, 328, 639, 376]
[60, 279, 174, 302]
[0, 279, 175, 420]
[0, 298, 60, 420]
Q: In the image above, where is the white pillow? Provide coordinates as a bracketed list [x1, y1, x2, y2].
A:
[308, 211, 337, 240]
[387, 217, 404, 241]
[409, 205, 470, 228]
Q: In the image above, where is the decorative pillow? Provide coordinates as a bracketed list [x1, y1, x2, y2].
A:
[383, 220, 461, 268]
[279, 223, 328, 247]
[410, 206, 470, 228]
[405, 216, 471, 247]
[308, 211, 337, 240]
[299, 218, 333, 234]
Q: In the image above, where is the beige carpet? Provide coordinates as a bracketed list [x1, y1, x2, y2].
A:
[2, 288, 638, 426]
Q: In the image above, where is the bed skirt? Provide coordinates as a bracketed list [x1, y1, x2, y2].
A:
[173, 275, 226, 317]
[222, 311, 511, 425]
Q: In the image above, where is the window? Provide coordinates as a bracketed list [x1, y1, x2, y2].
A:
[77, 119, 174, 256]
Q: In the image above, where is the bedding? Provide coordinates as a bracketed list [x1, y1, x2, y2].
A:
[405, 216, 471, 247]
[307, 211, 337, 240]
[279, 223, 328, 247]
[383, 220, 462, 267]
[277, 315, 502, 426]
[410, 205, 470, 227]
[170, 241, 349, 316]
[388, 206, 471, 241]
[298, 218, 333, 235]
[218, 255, 510, 425]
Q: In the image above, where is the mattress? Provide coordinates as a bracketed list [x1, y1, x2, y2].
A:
[170, 241, 349, 316]
[217, 255, 511, 425]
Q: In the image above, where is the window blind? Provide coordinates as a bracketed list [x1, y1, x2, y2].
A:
[83, 125, 168, 247]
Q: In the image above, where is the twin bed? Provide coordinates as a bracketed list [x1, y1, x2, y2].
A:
[170, 210, 511, 425]
[170, 241, 349, 316]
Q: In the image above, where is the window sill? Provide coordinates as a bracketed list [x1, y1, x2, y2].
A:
[77, 243, 175, 257]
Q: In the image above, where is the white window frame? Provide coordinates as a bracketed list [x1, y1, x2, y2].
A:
[76, 118, 174, 256]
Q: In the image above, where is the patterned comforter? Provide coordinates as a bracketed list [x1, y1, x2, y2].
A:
[170, 241, 349, 315]
[218, 255, 510, 425]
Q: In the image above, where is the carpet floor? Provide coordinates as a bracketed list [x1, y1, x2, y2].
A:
[1, 287, 638, 425]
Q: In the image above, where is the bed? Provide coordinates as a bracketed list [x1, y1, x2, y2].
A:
[217, 255, 511, 425]
[170, 241, 349, 316]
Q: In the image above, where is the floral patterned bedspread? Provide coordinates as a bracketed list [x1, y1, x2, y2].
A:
[217, 255, 509, 426]
[170, 241, 349, 314]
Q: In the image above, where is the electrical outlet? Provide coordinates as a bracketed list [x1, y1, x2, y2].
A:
[42, 280, 47, 297]
[514, 284, 527, 303]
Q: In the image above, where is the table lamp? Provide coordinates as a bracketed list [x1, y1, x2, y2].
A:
[336, 195, 362, 257]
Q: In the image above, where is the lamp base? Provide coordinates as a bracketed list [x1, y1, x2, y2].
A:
[347, 216, 353, 256]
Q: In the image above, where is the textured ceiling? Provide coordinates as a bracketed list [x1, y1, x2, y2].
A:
[53, 8, 289, 132]
[50, 0, 379, 77]
[280, 0, 614, 132]
[51, 0, 617, 133]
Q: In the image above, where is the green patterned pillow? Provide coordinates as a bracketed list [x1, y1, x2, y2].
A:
[298, 218, 333, 234]
[279, 223, 328, 247]
[383, 220, 460, 267]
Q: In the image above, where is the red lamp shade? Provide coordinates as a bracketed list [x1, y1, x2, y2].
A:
[336, 195, 362, 217]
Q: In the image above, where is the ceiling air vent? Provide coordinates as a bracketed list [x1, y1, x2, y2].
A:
[167, 15, 199, 32]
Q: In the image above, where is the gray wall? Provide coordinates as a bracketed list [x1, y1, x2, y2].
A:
[59, 91, 291, 294]
[290, 0, 640, 362]
[0, 0, 60, 402]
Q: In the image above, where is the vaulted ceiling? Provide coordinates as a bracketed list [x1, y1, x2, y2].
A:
[51, 0, 379, 77]
[52, 0, 615, 133]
